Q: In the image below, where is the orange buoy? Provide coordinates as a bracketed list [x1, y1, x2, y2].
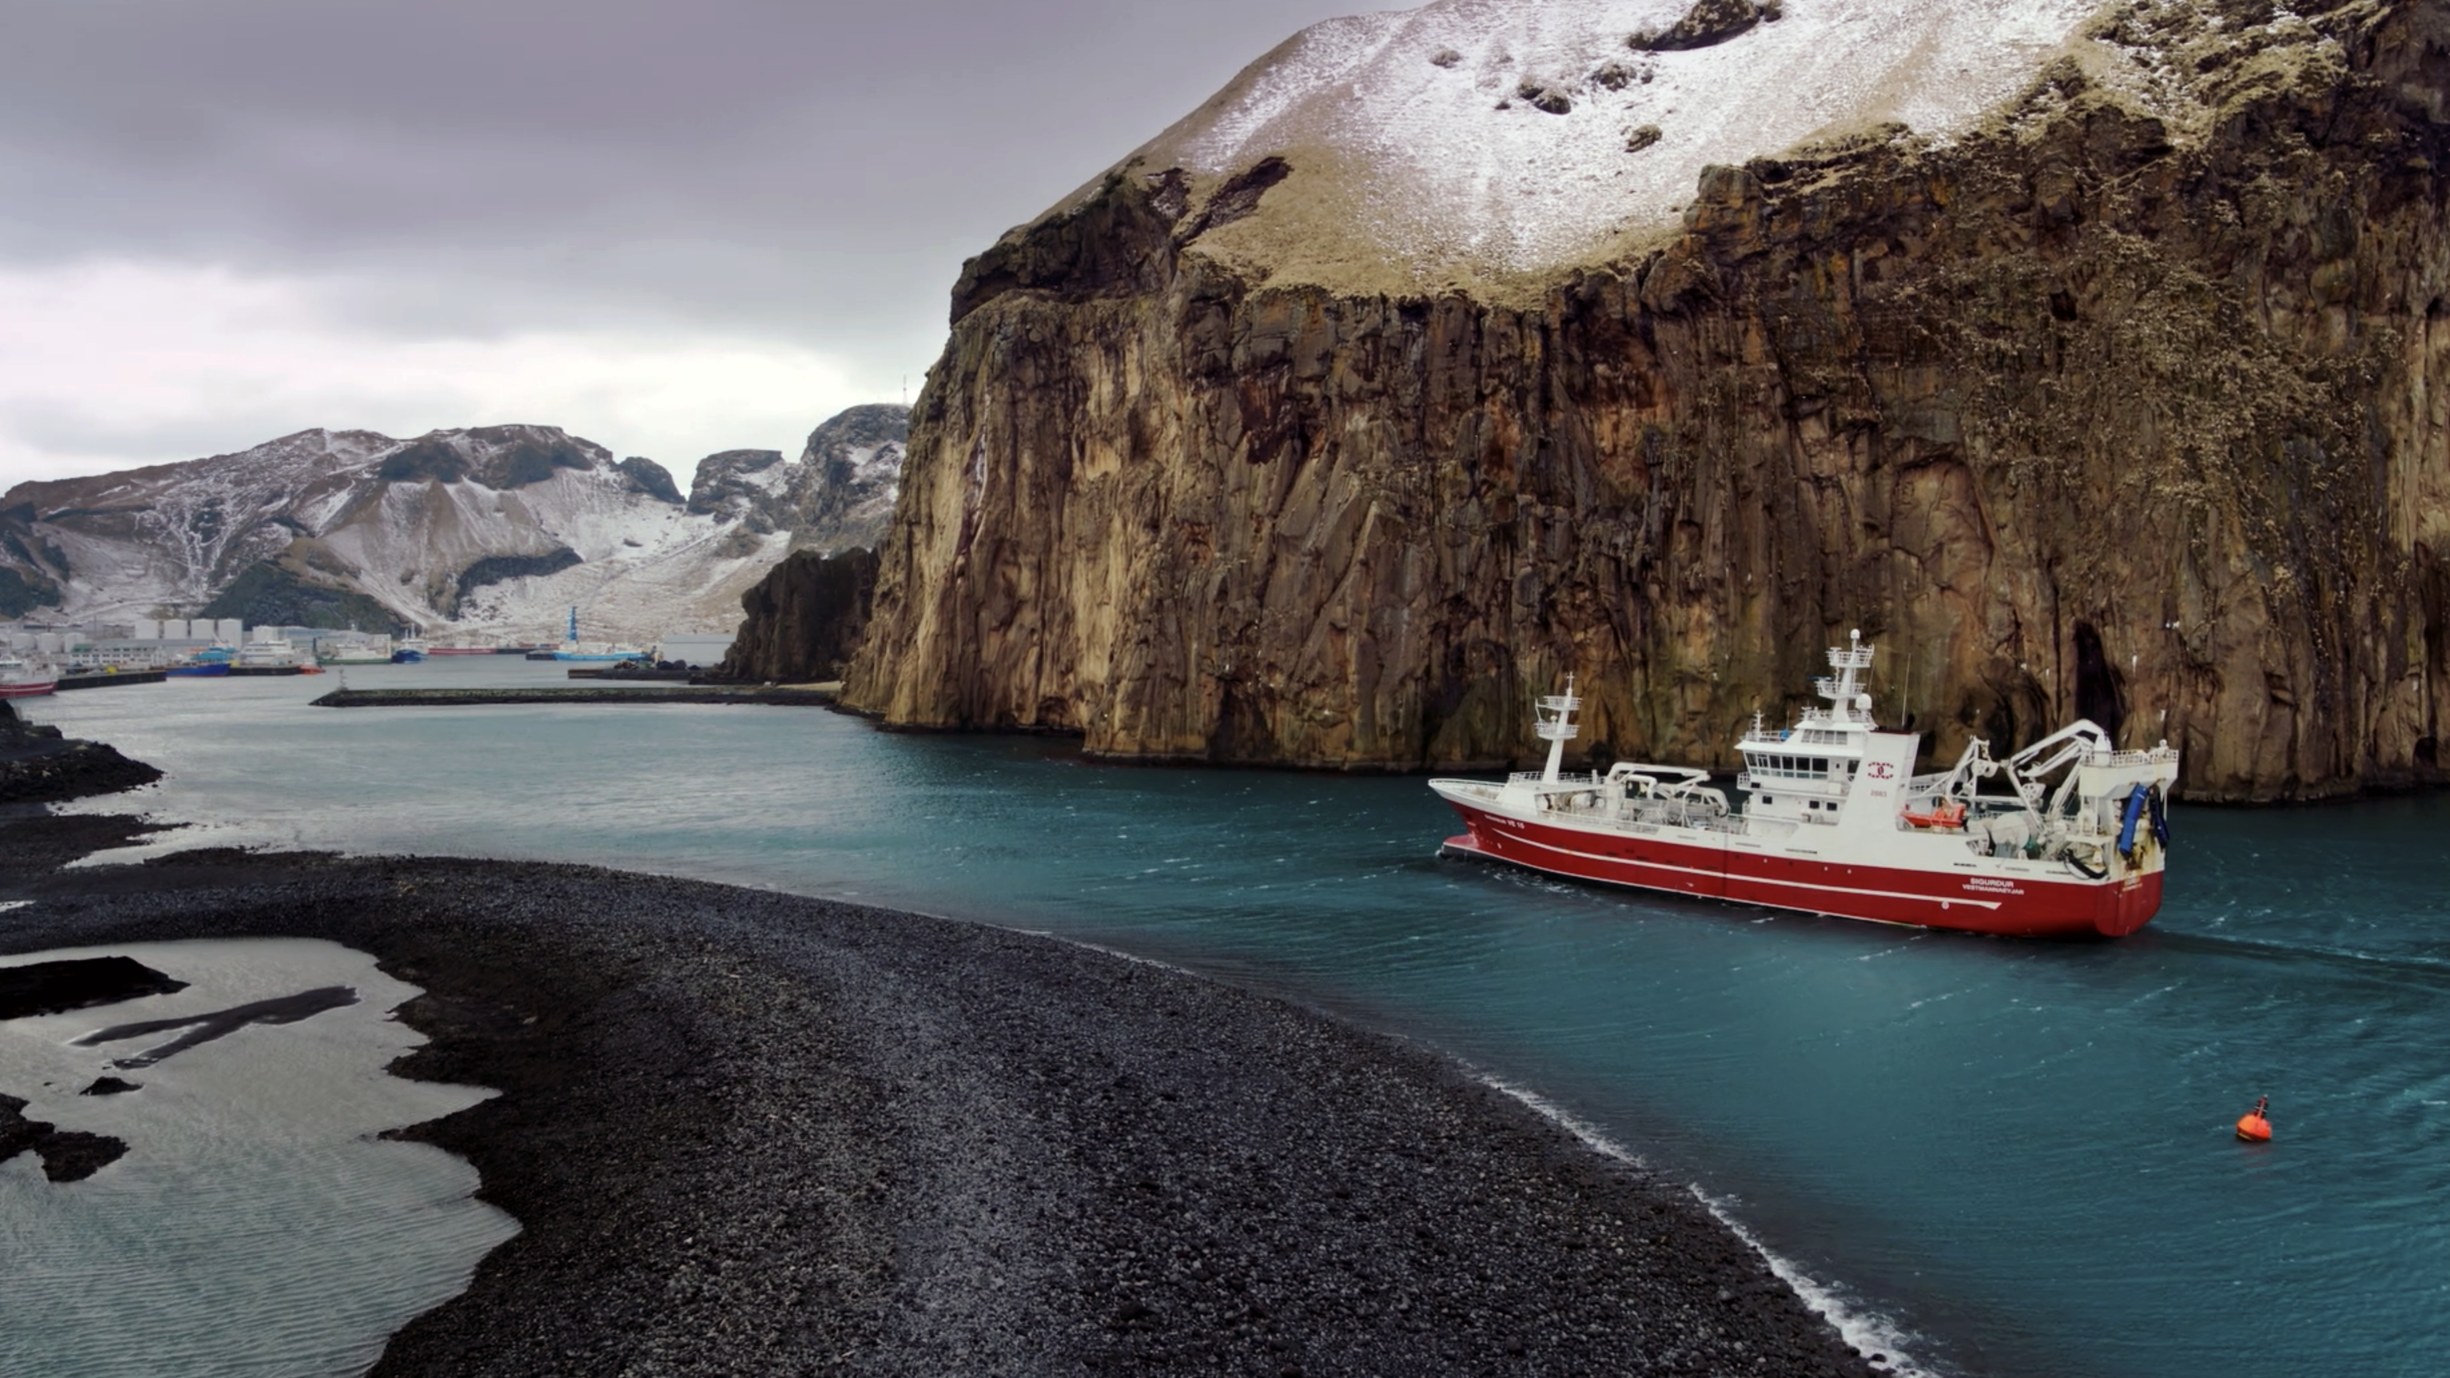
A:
[2235, 1095, 2272, 1143]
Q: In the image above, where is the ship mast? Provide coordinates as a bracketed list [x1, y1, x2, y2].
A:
[1811, 629, 1876, 726]
[1536, 674, 1581, 783]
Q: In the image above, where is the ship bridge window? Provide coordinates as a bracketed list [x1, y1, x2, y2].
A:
[1748, 754, 1834, 780]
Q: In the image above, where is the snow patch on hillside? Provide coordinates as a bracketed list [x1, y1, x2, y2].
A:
[1166, 0, 2105, 271]
[3, 411, 911, 639]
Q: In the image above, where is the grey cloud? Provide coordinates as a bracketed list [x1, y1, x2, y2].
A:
[0, 0, 1370, 485]
[2, 1, 1364, 279]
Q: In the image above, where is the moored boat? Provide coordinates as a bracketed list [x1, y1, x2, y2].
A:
[1430, 633, 2180, 939]
[547, 607, 644, 662]
[230, 634, 306, 676]
[551, 641, 649, 663]
[316, 633, 393, 665]
[0, 655, 59, 698]
[391, 637, 429, 664]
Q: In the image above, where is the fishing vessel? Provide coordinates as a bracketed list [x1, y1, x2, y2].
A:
[0, 655, 58, 698]
[1430, 634, 2180, 938]
[166, 645, 235, 677]
[391, 637, 429, 664]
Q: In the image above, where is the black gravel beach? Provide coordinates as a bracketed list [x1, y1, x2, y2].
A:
[1, 756, 1881, 1375]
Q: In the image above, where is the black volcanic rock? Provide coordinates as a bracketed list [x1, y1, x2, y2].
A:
[684, 407, 910, 553]
[0, 564, 59, 618]
[686, 449, 791, 528]
[614, 457, 684, 506]
[0, 955, 187, 1020]
[1632, 0, 1768, 51]
[714, 546, 879, 683]
[0, 702, 162, 805]
[198, 558, 406, 633]
[448, 548, 583, 618]
[0, 1094, 128, 1184]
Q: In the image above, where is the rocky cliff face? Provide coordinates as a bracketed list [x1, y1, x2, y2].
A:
[713, 547, 880, 684]
[843, 0, 2450, 801]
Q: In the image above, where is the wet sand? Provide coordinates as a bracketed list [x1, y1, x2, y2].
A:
[1, 809, 1880, 1376]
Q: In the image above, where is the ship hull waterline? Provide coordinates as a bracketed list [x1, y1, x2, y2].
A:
[1436, 796, 2162, 940]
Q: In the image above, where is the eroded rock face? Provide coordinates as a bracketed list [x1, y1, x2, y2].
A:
[686, 406, 911, 553]
[1632, 0, 1772, 54]
[845, 1, 2450, 801]
[715, 547, 879, 684]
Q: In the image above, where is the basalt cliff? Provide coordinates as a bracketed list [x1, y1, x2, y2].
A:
[839, 0, 2450, 801]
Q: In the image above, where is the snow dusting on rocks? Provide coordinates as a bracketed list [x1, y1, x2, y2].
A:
[1139, 0, 2108, 275]
[0, 408, 908, 640]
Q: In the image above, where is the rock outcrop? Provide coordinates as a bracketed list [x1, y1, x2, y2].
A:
[687, 405, 910, 553]
[844, 0, 2450, 801]
[1, 700, 162, 804]
[713, 548, 880, 684]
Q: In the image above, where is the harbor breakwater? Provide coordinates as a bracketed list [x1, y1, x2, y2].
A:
[308, 686, 840, 708]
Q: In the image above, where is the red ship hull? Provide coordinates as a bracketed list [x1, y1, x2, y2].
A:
[1440, 798, 2162, 939]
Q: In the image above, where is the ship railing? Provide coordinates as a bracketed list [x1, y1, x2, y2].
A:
[1611, 808, 1742, 835]
[2081, 747, 2180, 768]
[1508, 770, 1608, 788]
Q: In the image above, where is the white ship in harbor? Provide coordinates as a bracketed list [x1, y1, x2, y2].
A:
[1432, 634, 2180, 939]
[316, 633, 394, 665]
[232, 633, 307, 675]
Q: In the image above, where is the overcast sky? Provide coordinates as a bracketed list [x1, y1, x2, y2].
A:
[0, 0, 1381, 490]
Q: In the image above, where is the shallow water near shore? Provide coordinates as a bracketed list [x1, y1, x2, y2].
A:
[18, 661, 2450, 1378]
[0, 937, 515, 1378]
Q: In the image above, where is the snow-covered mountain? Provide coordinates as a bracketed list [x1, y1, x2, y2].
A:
[1116, 0, 2116, 285]
[0, 407, 908, 638]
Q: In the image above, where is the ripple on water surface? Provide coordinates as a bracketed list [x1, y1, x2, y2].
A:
[0, 939, 518, 1378]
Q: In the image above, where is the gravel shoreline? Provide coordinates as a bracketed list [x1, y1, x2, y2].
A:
[1, 810, 1880, 1376]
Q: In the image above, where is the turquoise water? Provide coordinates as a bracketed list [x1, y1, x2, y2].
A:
[23, 662, 2450, 1377]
